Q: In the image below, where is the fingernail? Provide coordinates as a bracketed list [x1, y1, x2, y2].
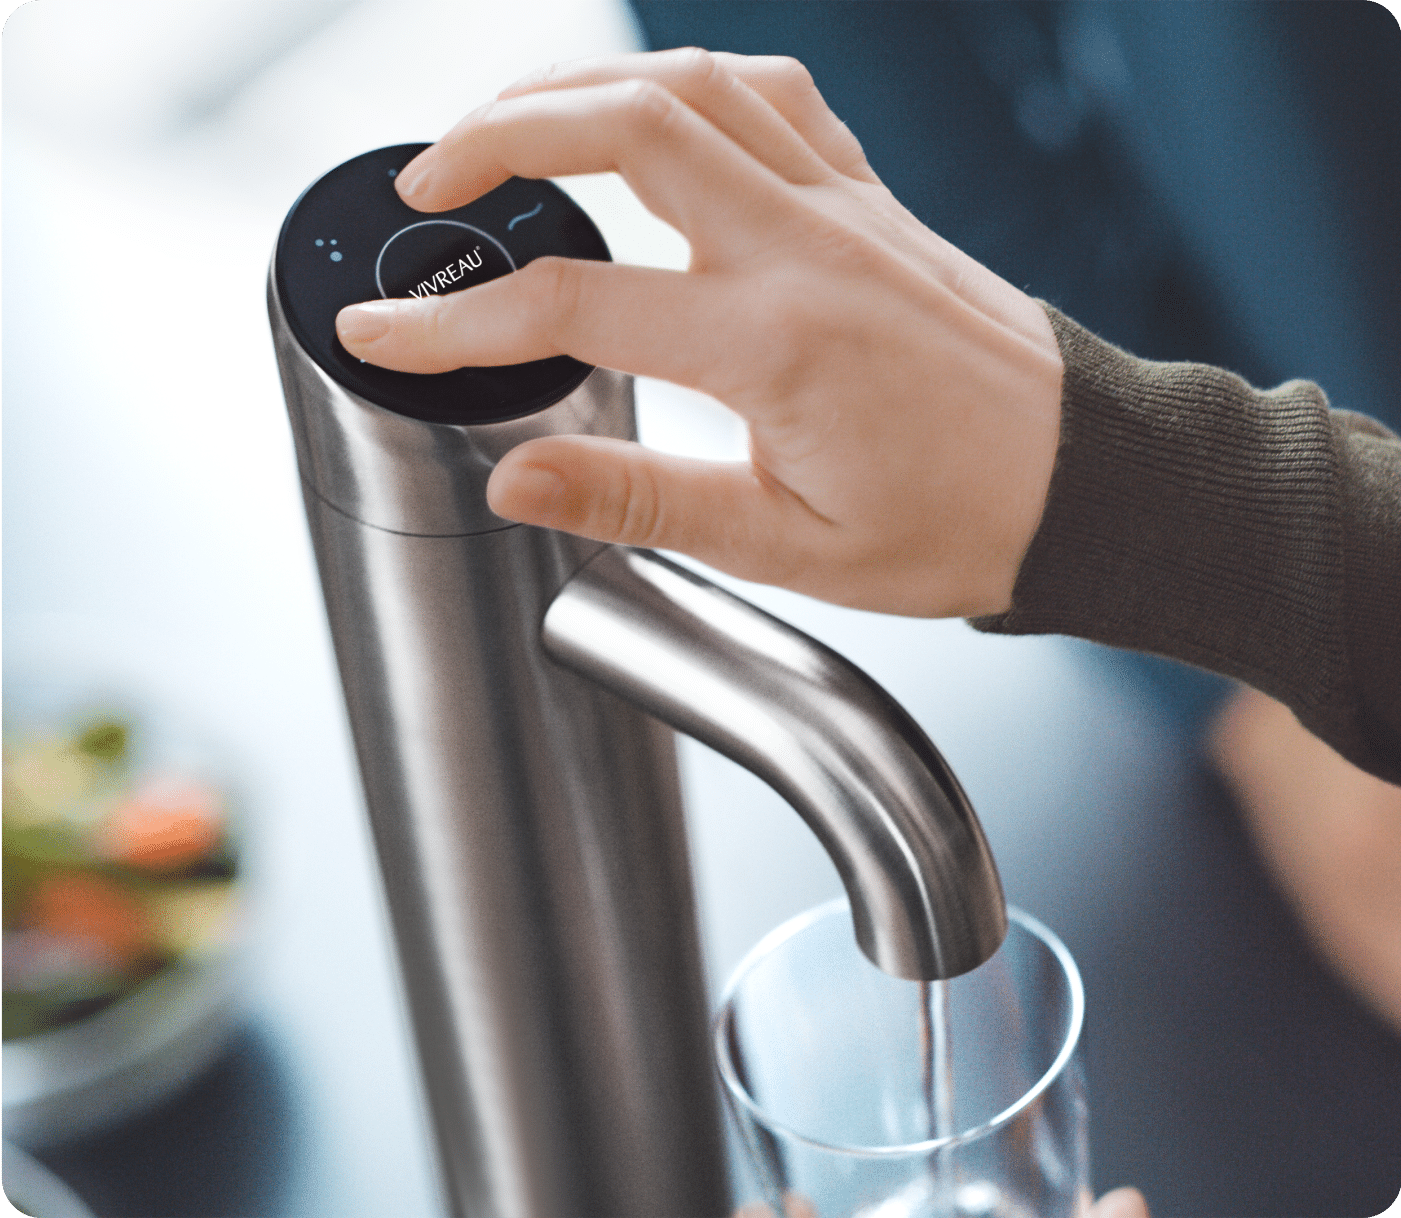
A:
[505, 464, 566, 524]
[396, 160, 432, 201]
[336, 301, 397, 345]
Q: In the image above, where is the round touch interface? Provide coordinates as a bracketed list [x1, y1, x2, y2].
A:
[272, 144, 611, 425]
[374, 221, 515, 300]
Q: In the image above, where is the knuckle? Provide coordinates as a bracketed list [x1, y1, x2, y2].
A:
[616, 77, 681, 138]
[421, 297, 462, 370]
[522, 256, 584, 348]
[743, 239, 880, 397]
[599, 459, 664, 548]
[626, 466, 669, 548]
[670, 45, 723, 92]
[773, 56, 818, 90]
[771, 55, 817, 98]
[745, 286, 827, 398]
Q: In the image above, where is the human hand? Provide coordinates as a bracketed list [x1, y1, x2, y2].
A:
[336, 49, 1063, 618]
[1210, 685, 1401, 1031]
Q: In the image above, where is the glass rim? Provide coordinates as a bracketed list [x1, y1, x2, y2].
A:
[712, 899, 1085, 1158]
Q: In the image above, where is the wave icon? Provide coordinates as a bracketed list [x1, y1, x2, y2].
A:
[507, 202, 544, 231]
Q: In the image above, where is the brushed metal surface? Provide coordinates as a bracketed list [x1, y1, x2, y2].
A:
[270, 245, 1006, 1217]
[271, 273, 728, 1218]
[303, 502, 726, 1218]
[543, 547, 1009, 981]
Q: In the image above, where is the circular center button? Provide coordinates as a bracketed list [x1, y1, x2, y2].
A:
[374, 220, 516, 301]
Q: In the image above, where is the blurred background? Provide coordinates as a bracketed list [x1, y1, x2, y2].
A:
[3, 1, 1399, 1215]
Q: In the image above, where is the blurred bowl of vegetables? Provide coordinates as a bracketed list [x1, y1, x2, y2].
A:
[3, 621, 248, 1147]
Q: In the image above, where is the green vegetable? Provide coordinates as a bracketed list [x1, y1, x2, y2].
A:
[74, 717, 129, 763]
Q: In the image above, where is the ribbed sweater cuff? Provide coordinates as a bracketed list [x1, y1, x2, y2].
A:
[971, 304, 1400, 781]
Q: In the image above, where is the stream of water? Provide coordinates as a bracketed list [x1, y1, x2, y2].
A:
[918, 978, 955, 1145]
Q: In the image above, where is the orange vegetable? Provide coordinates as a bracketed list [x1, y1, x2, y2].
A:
[24, 873, 152, 964]
[97, 778, 224, 872]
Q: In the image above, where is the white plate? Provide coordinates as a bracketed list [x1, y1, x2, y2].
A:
[4, 952, 242, 1148]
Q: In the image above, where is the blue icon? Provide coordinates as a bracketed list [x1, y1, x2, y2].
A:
[330, 251, 343, 262]
[388, 168, 398, 178]
[507, 202, 544, 231]
[315, 239, 324, 246]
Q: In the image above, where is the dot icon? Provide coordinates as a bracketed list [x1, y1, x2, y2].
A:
[330, 251, 343, 262]
[330, 239, 338, 245]
[315, 238, 324, 246]
[388, 168, 398, 178]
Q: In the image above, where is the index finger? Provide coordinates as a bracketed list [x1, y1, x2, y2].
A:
[394, 79, 791, 259]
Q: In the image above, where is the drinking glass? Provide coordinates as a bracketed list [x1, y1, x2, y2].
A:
[715, 900, 1089, 1218]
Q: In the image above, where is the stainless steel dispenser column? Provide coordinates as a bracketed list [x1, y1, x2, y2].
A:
[271, 323, 728, 1218]
[269, 149, 729, 1218]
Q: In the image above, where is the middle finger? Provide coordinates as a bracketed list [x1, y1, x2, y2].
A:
[497, 48, 837, 187]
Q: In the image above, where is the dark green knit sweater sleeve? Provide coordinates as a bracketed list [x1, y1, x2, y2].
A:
[971, 305, 1401, 784]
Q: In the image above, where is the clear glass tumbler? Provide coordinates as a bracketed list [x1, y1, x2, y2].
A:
[715, 900, 1089, 1218]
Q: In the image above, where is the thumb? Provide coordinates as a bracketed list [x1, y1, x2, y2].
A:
[485, 435, 805, 567]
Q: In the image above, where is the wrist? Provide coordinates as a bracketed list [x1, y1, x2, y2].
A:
[966, 293, 1063, 616]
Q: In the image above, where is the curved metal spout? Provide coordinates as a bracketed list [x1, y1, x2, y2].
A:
[543, 547, 1008, 980]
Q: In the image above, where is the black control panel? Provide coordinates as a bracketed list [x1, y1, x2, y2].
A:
[274, 144, 611, 425]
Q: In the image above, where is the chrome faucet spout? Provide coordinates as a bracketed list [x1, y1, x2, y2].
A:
[542, 547, 1009, 981]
